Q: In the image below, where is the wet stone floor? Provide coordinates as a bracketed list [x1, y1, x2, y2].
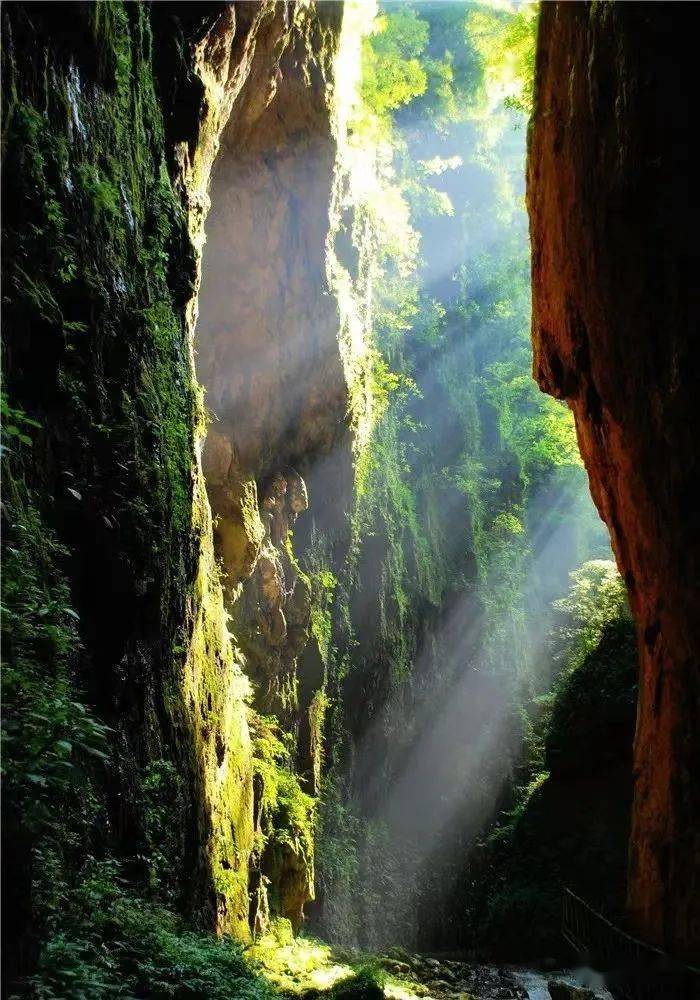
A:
[246, 930, 611, 1000]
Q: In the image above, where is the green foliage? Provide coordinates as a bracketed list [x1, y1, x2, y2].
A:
[361, 10, 429, 118]
[349, 402, 442, 688]
[74, 163, 121, 220]
[466, 4, 538, 115]
[546, 615, 637, 777]
[318, 0, 613, 950]
[249, 918, 347, 994]
[337, 0, 557, 690]
[327, 964, 386, 1000]
[141, 760, 186, 899]
[484, 362, 581, 481]
[305, 532, 340, 667]
[1, 393, 42, 449]
[247, 920, 386, 999]
[1, 472, 108, 844]
[0, 0, 235, 983]
[553, 560, 631, 666]
[13, 861, 276, 1000]
[466, 567, 636, 958]
[314, 776, 361, 945]
[3, 0, 196, 567]
[251, 715, 316, 863]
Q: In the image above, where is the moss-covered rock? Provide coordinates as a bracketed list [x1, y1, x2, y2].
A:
[1, 0, 287, 978]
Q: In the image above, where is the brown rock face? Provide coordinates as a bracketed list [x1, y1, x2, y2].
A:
[528, 3, 699, 958]
[198, 1, 345, 714]
[197, 1, 347, 484]
[194, 1, 346, 928]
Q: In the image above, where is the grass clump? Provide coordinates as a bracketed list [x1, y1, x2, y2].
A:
[249, 920, 385, 1000]
[326, 965, 386, 1000]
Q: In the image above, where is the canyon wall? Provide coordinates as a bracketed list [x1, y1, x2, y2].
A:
[195, 0, 347, 934]
[528, 2, 699, 959]
[1, 1, 346, 978]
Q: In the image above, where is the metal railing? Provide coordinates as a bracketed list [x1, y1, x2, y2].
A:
[561, 888, 700, 1000]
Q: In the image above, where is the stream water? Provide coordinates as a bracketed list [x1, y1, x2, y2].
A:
[510, 966, 612, 999]
[378, 951, 614, 1000]
[511, 968, 612, 1000]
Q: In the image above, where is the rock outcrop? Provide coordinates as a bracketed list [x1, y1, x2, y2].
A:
[528, 2, 699, 958]
[194, 1, 347, 930]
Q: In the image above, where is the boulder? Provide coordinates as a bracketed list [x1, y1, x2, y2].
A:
[548, 981, 596, 1000]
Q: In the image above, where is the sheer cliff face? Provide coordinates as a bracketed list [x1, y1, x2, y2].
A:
[197, 0, 346, 729]
[198, 5, 346, 485]
[528, 3, 698, 958]
[1, 0, 345, 957]
[194, 1, 346, 931]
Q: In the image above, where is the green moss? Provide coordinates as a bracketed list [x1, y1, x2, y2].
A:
[185, 514, 254, 938]
[249, 919, 355, 995]
[326, 964, 386, 1000]
[3, 1, 195, 562]
[2, 0, 254, 965]
[251, 714, 316, 872]
[304, 535, 339, 668]
[308, 689, 329, 793]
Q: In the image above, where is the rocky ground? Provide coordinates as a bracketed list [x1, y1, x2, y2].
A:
[380, 951, 528, 1000]
[377, 950, 609, 1000]
[246, 927, 610, 1000]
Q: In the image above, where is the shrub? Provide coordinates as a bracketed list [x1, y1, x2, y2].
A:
[14, 861, 276, 1000]
[327, 964, 385, 1000]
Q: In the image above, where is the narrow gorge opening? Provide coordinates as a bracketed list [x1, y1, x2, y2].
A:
[192, 0, 631, 971]
[3, 2, 697, 998]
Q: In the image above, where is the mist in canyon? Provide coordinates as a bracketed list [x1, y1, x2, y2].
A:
[2, 1, 697, 998]
[189, 0, 625, 963]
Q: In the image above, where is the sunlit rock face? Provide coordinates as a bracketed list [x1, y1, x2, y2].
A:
[528, 3, 698, 958]
[195, 0, 347, 931]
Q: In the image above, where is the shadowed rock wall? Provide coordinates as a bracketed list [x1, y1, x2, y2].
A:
[528, 1, 699, 959]
[1, 3, 346, 978]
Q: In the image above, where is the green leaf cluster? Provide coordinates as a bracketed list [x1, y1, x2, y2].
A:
[13, 860, 277, 1000]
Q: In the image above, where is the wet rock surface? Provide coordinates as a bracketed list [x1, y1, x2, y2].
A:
[373, 953, 614, 1000]
[546, 982, 596, 1000]
[380, 952, 528, 1000]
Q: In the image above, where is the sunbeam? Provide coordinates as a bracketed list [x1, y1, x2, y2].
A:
[7, 0, 691, 995]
